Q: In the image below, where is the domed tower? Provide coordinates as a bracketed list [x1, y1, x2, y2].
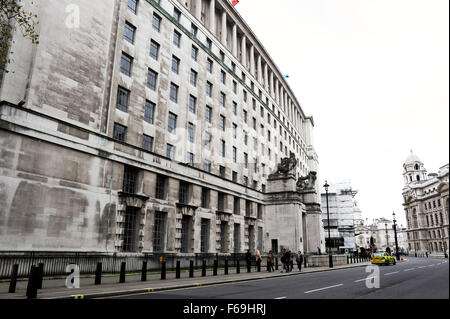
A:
[403, 150, 427, 185]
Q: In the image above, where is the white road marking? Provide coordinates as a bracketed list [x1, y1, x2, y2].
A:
[418, 266, 427, 269]
[304, 284, 343, 294]
[384, 271, 399, 276]
[404, 268, 415, 272]
[275, 296, 287, 299]
[354, 277, 376, 282]
[428, 264, 435, 267]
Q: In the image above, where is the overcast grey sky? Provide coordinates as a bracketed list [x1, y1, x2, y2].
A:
[236, 0, 449, 226]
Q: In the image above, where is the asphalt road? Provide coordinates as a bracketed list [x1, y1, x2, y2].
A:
[109, 257, 449, 299]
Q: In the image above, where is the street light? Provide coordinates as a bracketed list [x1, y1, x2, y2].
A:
[385, 223, 389, 252]
[324, 181, 333, 268]
[392, 212, 400, 261]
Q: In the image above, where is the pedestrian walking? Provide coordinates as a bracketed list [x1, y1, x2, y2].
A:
[285, 250, 291, 273]
[296, 251, 304, 272]
[317, 247, 321, 255]
[267, 250, 275, 272]
[280, 248, 286, 273]
[289, 251, 294, 272]
[255, 250, 262, 271]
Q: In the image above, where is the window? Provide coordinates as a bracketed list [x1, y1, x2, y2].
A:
[152, 14, 161, 32]
[232, 81, 237, 94]
[122, 207, 139, 252]
[219, 51, 225, 62]
[205, 106, 212, 123]
[233, 146, 237, 163]
[191, 24, 198, 37]
[189, 95, 196, 114]
[113, 123, 126, 142]
[243, 110, 248, 123]
[220, 92, 226, 107]
[190, 69, 198, 86]
[142, 134, 154, 152]
[204, 132, 212, 150]
[191, 45, 198, 61]
[123, 166, 138, 194]
[117, 87, 129, 112]
[219, 166, 226, 178]
[144, 100, 155, 124]
[201, 219, 210, 253]
[243, 90, 247, 102]
[220, 115, 226, 131]
[150, 40, 160, 60]
[221, 70, 226, 84]
[170, 83, 179, 103]
[204, 160, 211, 172]
[201, 188, 210, 209]
[206, 82, 213, 98]
[172, 55, 180, 74]
[181, 216, 191, 253]
[166, 144, 175, 159]
[147, 69, 158, 91]
[232, 101, 238, 115]
[244, 153, 248, 168]
[232, 171, 238, 183]
[218, 192, 225, 211]
[220, 222, 228, 253]
[155, 174, 167, 200]
[243, 176, 248, 187]
[124, 22, 136, 44]
[220, 140, 226, 157]
[120, 52, 133, 76]
[179, 182, 189, 204]
[207, 59, 213, 73]
[232, 123, 237, 139]
[173, 30, 181, 47]
[153, 212, 166, 252]
[128, 0, 138, 14]
[168, 112, 177, 133]
[231, 62, 236, 72]
[173, 8, 181, 22]
[188, 122, 195, 143]
[206, 38, 212, 50]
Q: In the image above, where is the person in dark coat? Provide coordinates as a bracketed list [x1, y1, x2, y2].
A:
[280, 248, 287, 273]
[284, 250, 291, 273]
[296, 251, 304, 272]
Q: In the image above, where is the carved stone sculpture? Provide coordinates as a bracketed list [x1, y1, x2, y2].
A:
[297, 171, 317, 190]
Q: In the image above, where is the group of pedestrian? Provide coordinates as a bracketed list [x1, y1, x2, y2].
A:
[246, 249, 305, 273]
[280, 249, 304, 273]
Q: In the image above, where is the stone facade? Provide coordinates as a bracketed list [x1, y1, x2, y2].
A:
[0, 0, 321, 257]
[402, 151, 449, 256]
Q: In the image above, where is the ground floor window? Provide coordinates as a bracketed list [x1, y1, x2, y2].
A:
[123, 207, 139, 252]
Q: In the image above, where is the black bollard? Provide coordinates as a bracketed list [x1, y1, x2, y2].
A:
[26, 266, 38, 299]
[267, 260, 270, 272]
[95, 262, 102, 285]
[347, 256, 349, 264]
[119, 262, 126, 283]
[189, 261, 194, 278]
[304, 257, 307, 268]
[176, 261, 181, 279]
[236, 260, 240, 274]
[275, 258, 279, 270]
[141, 261, 147, 282]
[257, 261, 261, 272]
[37, 263, 44, 289]
[202, 260, 207, 277]
[161, 261, 166, 280]
[247, 260, 251, 273]
[225, 259, 228, 275]
[9, 264, 19, 293]
[213, 260, 218, 276]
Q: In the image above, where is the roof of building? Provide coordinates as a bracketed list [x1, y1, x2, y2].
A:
[405, 150, 422, 165]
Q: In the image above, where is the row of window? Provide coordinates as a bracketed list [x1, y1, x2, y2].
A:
[125, 0, 308, 162]
[424, 198, 442, 211]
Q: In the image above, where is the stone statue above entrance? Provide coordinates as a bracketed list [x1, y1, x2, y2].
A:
[297, 171, 318, 191]
[269, 152, 298, 178]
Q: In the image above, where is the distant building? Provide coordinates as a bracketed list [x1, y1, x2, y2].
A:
[321, 181, 356, 253]
[402, 151, 449, 256]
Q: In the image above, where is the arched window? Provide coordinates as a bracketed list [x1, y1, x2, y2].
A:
[416, 175, 420, 181]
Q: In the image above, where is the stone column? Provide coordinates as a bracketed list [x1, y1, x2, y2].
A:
[250, 45, 255, 75]
[232, 24, 237, 57]
[270, 71, 274, 98]
[264, 63, 269, 92]
[275, 78, 279, 106]
[195, 0, 202, 19]
[241, 35, 247, 68]
[209, 0, 215, 33]
[221, 10, 227, 45]
[257, 55, 262, 84]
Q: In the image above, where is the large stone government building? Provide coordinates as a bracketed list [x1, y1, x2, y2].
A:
[402, 151, 449, 256]
[0, 0, 324, 263]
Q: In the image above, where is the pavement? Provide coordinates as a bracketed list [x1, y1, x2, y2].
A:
[0, 260, 373, 299]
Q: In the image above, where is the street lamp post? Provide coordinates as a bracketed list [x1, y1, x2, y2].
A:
[392, 212, 400, 261]
[324, 181, 333, 268]
[385, 223, 389, 252]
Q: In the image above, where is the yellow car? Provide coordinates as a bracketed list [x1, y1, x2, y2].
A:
[371, 252, 396, 265]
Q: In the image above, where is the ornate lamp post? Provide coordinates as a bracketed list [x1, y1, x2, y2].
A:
[324, 181, 333, 268]
[385, 223, 389, 252]
[392, 212, 400, 261]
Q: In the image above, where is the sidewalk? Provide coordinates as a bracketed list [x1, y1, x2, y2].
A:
[0, 262, 371, 299]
